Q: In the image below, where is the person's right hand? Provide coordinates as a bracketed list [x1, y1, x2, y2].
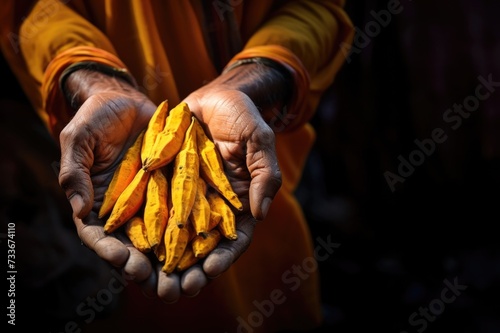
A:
[57, 69, 158, 295]
[153, 65, 284, 302]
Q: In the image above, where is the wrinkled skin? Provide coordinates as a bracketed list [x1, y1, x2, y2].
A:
[58, 69, 282, 302]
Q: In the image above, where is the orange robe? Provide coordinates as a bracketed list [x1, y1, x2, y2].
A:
[0, 1, 353, 332]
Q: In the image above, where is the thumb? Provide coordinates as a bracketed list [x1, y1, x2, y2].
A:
[58, 140, 95, 219]
[246, 129, 282, 221]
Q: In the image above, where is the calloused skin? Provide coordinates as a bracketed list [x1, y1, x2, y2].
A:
[58, 67, 282, 302]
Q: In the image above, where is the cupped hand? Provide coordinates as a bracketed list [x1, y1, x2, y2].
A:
[184, 88, 283, 221]
[153, 87, 282, 303]
[57, 83, 158, 291]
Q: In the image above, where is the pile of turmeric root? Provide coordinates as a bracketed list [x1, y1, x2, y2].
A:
[98, 100, 242, 274]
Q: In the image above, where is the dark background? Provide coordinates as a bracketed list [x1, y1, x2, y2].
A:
[296, 0, 500, 332]
[2, 1, 500, 332]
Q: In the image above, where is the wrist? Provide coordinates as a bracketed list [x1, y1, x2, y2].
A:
[61, 65, 140, 110]
[218, 59, 293, 122]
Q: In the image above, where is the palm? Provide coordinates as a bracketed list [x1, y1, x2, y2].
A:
[60, 92, 155, 211]
[184, 89, 279, 219]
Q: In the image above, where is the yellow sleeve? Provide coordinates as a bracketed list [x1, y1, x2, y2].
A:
[227, 0, 354, 130]
[0, 0, 124, 137]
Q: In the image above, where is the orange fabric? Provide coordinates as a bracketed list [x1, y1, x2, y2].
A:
[244, 0, 356, 128]
[0, 1, 354, 332]
[42, 46, 134, 138]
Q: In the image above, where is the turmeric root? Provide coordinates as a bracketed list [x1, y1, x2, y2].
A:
[141, 100, 168, 164]
[162, 215, 191, 274]
[142, 102, 192, 171]
[103, 168, 150, 234]
[192, 229, 221, 258]
[207, 189, 238, 240]
[194, 118, 242, 211]
[189, 177, 211, 237]
[143, 168, 169, 249]
[169, 117, 199, 228]
[125, 216, 151, 253]
[99, 130, 145, 218]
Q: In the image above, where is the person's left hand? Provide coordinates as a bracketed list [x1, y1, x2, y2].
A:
[152, 82, 283, 302]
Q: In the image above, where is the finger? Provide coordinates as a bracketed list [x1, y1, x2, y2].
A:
[245, 127, 282, 220]
[74, 216, 130, 267]
[156, 264, 181, 303]
[180, 264, 208, 297]
[111, 232, 157, 297]
[138, 269, 157, 299]
[203, 216, 257, 277]
[113, 232, 154, 283]
[122, 247, 153, 282]
[59, 121, 96, 219]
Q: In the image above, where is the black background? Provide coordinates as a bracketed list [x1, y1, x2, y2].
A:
[297, 1, 500, 332]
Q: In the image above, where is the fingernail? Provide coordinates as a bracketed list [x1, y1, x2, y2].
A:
[260, 197, 272, 220]
[161, 298, 178, 305]
[69, 194, 84, 217]
[186, 290, 201, 298]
